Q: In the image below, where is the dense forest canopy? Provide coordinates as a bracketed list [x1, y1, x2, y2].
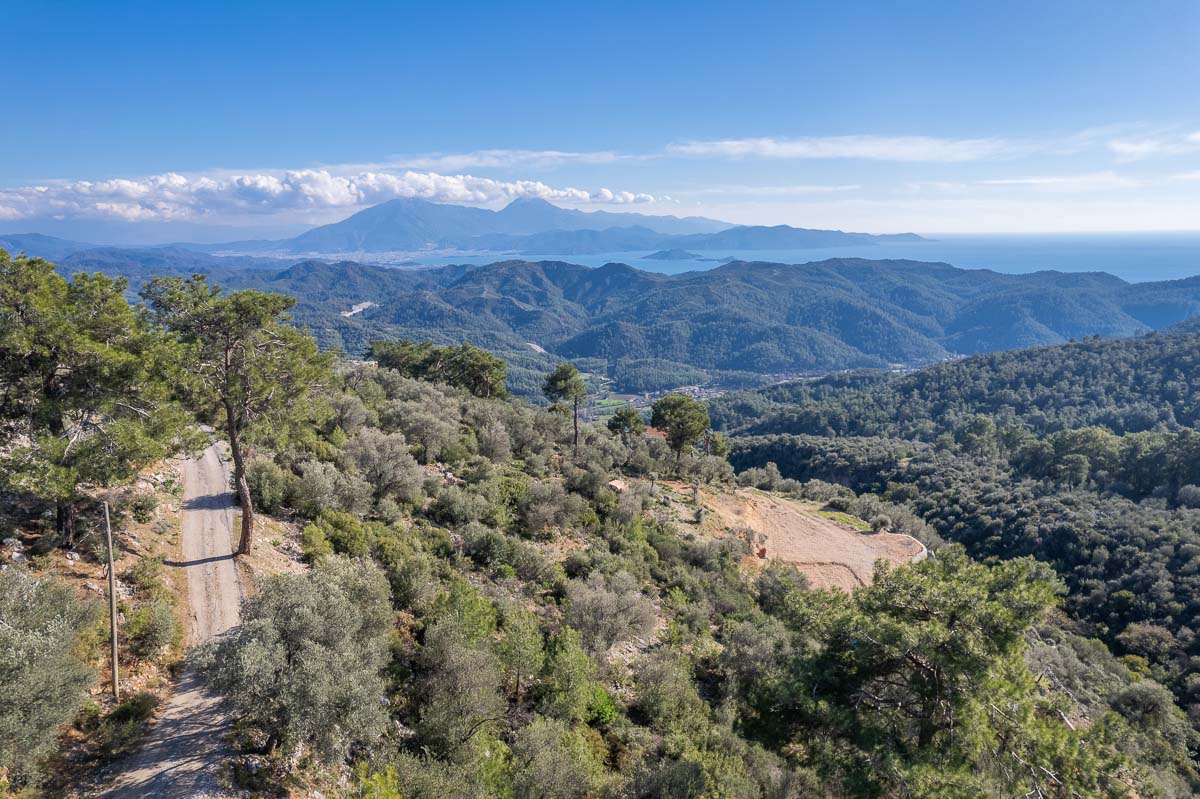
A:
[721, 330, 1200, 786]
[711, 332, 1200, 438]
[2, 250, 1199, 797]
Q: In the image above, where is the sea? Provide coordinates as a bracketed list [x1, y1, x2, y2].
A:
[411, 233, 1200, 284]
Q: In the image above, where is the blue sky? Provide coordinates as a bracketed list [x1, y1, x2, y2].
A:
[3, 0, 1200, 240]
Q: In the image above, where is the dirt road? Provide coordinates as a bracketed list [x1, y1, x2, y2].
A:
[98, 443, 241, 798]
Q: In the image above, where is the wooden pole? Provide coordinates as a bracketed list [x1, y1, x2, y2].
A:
[103, 501, 120, 701]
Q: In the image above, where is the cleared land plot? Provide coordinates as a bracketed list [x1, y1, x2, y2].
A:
[696, 487, 926, 591]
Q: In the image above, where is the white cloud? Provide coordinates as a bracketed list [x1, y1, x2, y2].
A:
[389, 149, 637, 171]
[0, 168, 655, 223]
[1107, 130, 1200, 161]
[1170, 170, 1200, 182]
[667, 134, 1016, 162]
[978, 172, 1141, 190]
[676, 184, 861, 197]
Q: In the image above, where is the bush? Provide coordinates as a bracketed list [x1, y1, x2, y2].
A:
[511, 716, 603, 799]
[1178, 484, 1200, 509]
[737, 462, 784, 491]
[415, 621, 506, 756]
[125, 556, 166, 597]
[127, 493, 158, 524]
[477, 420, 512, 463]
[565, 571, 657, 654]
[424, 485, 476, 527]
[461, 522, 511, 569]
[300, 522, 334, 562]
[539, 627, 598, 723]
[126, 599, 180, 659]
[302, 511, 370, 560]
[634, 652, 708, 736]
[107, 691, 159, 725]
[94, 692, 160, 758]
[0, 568, 97, 787]
[246, 457, 298, 516]
[344, 428, 423, 505]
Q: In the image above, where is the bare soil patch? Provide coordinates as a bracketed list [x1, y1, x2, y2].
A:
[669, 484, 926, 590]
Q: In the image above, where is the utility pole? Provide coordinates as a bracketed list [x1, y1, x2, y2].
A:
[103, 501, 120, 700]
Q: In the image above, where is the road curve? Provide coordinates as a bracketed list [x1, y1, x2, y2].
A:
[97, 443, 242, 798]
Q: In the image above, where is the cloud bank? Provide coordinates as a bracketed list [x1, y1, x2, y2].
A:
[0, 168, 655, 223]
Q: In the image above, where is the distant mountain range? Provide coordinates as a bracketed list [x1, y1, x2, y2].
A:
[1, 198, 926, 260]
[196, 198, 735, 255]
[0, 233, 96, 262]
[271, 199, 924, 255]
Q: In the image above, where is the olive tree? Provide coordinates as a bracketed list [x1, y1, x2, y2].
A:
[198, 558, 392, 762]
[511, 716, 603, 799]
[0, 568, 97, 787]
[565, 571, 657, 654]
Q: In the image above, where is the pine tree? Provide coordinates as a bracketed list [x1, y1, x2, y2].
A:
[143, 275, 330, 554]
[543, 363, 587, 453]
[0, 252, 185, 540]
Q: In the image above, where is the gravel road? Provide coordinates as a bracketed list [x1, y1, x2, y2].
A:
[97, 442, 242, 798]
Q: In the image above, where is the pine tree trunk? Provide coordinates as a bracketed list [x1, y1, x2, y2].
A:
[225, 404, 254, 555]
[56, 500, 77, 546]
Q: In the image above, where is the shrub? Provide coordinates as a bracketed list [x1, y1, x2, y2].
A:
[565, 571, 657, 654]
[634, 652, 708, 736]
[125, 556, 166, 597]
[737, 462, 784, 491]
[127, 493, 158, 524]
[300, 522, 333, 563]
[126, 599, 180, 659]
[345, 428, 423, 505]
[93, 692, 160, 758]
[430, 485, 492, 527]
[539, 627, 598, 723]
[246, 457, 297, 516]
[510, 716, 603, 799]
[107, 691, 159, 725]
[303, 511, 370, 560]
[1178, 484, 1200, 509]
[416, 618, 505, 756]
[477, 420, 512, 463]
[461, 522, 510, 569]
[0, 568, 97, 787]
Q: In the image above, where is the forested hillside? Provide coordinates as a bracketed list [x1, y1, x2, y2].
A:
[722, 330, 1200, 777]
[39, 248, 1200, 397]
[712, 331, 1200, 437]
[3, 250, 1197, 797]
